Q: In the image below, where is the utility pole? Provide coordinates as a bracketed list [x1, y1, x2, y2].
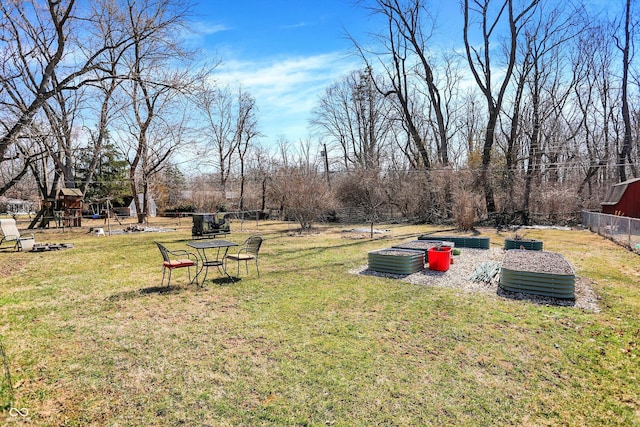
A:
[321, 143, 330, 187]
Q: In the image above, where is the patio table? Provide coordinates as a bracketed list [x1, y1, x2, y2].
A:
[187, 239, 238, 285]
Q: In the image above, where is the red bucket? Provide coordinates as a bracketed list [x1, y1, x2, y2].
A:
[427, 246, 452, 272]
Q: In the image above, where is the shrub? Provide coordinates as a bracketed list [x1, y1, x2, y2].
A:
[270, 166, 334, 231]
[453, 190, 477, 231]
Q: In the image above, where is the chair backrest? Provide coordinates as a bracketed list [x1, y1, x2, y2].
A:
[0, 219, 20, 241]
[155, 242, 171, 262]
[245, 235, 263, 255]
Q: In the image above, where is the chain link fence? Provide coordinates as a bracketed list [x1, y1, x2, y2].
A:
[582, 210, 640, 252]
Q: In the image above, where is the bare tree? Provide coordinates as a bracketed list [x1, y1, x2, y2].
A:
[615, 0, 637, 182]
[351, 0, 464, 219]
[75, 14, 126, 198]
[312, 67, 392, 170]
[41, 85, 83, 194]
[0, 0, 155, 175]
[571, 21, 618, 199]
[270, 164, 334, 232]
[521, 6, 580, 224]
[235, 88, 260, 212]
[192, 83, 257, 201]
[463, 0, 539, 215]
[117, 0, 200, 223]
[0, 135, 46, 199]
[499, 53, 529, 213]
[457, 91, 486, 167]
[495, 3, 582, 224]
[335, 168, 388, 238]
[352, 3, 431, 169]
[370, 0, 458, 167]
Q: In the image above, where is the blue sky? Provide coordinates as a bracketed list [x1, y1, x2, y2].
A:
[189, 1, 382, 143]
[188, 0, 620, 145]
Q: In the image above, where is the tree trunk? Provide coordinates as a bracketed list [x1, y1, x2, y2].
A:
[481, 113, 498, 214]
[618, 0, 633, 182]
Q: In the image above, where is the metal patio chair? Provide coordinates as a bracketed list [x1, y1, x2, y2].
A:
[156, 242, 198, 287]
[224, 235, 263, 277]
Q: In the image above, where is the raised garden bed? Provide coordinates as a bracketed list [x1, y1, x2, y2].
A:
[419, 235, 490, 249]
[499, 249, 575, 299]
[504, 238, 543, 251]
[392, 240, 454, 261]
[368, 249, 425, 275]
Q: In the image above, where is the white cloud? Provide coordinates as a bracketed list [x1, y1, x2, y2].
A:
[194, 23, 230, 35]
[211, 52, 361, 141]
[181, 21, 231, 47]
[280, 22, 312, 30]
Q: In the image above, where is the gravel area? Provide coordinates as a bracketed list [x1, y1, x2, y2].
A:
[350, 247, 599, 311]
[502, 249, 574, 275]
[372, 249, 424, 256]
[392, 240, 449, 251]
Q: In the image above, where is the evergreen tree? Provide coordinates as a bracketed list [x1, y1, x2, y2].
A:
[75, 140, 130, 204]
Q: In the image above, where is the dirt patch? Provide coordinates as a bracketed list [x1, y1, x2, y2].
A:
[0, 257, 28, 277]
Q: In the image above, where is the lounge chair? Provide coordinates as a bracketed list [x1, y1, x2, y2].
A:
[0, 219, 35, 252]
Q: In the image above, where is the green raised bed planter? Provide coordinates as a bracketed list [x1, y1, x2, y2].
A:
[499, 250, 575, 299]
[392, 240, 454, 262]
[368, 249, 425, 275]
[418, 235, 490, 249]
[504, 238, 543, 251]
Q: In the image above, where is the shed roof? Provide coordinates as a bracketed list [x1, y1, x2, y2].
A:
[601, 177, 640, 206]
[58, 188, 83, 197]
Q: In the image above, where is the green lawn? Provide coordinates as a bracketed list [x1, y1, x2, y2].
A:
[1, 218, 639, 426]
